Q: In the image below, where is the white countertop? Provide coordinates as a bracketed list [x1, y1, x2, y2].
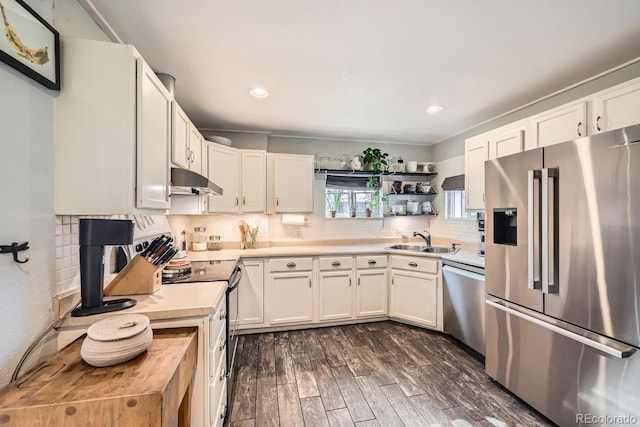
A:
[60, 281, 227, 328]
[184, 243, 486, 268]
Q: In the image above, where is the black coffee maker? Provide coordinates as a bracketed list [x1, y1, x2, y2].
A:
[72, 219, 137, 317]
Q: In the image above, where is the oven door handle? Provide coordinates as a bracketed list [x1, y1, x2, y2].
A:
[227, 266, 242, 291]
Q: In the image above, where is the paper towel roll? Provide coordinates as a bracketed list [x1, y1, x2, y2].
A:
[281, 214, 306, 225]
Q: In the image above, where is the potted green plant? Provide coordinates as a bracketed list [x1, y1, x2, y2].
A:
[327, 193, 341, 217]
[362, 148, 389, 213]
[365, 203, 373, 217]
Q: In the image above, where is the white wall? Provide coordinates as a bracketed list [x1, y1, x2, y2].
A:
[0, 0, 108, 386]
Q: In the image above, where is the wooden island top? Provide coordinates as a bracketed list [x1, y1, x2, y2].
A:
[0, 328, 197, 426]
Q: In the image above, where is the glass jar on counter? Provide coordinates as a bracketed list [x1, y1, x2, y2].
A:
[207, 235, 221, 251]
[192, 227, 207, 251]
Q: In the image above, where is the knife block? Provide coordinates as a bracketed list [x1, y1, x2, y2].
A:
[104, 255, 162, 296]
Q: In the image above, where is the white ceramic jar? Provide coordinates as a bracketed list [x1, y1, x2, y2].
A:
[406, 161, 418, 173]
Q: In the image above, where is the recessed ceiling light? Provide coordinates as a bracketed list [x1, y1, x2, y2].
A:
[250, 87, 269, 98]
[425, 104, 444, 114]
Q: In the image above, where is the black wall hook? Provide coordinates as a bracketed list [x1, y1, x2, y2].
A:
[0, 242, 29, 264]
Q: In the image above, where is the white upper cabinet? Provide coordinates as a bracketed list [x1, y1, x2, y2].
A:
[592, 77, 640, 134]
[267, 153, 314, 213]
[528, 101, 587, 149]
[188, 125, 204, 175]
[489, 127, 524, 159]
[240, 150, 266, 213]
[171, 102, 204, 175]
[207, 143, 240, 213]
[171, 103, 190, 169]
[55, 38, 172, 214]
[464, 135, 489, 210]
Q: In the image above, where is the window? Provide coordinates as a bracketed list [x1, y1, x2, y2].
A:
[325, 175, 381, 218]
[444, 190, 474, 220]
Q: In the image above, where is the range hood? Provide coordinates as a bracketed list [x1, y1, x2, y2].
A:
[170, 168, 223, 196]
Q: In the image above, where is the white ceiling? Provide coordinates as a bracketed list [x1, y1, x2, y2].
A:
[86, 0, 640, 145]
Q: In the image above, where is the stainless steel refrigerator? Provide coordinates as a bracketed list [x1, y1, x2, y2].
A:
[485, 124, 640, 427]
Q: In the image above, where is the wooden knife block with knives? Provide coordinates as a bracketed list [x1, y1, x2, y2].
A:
[104, 255, 163, 296]
[105, 234, 176, 296]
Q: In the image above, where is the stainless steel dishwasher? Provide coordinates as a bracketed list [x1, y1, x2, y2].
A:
[442, 259, 486, 355]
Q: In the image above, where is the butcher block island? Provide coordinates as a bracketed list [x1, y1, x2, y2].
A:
[0, 328, 197, 427]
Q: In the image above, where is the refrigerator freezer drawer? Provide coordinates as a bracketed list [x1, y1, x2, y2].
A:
[486, 299, 640, 427]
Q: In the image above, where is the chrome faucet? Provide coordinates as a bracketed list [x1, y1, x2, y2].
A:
[413, 230, 431, 247]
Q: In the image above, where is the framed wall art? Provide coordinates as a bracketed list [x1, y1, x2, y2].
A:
[0, 0, 59, 90]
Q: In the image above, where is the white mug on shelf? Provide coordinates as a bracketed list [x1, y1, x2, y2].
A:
[406, 161, 418, 173]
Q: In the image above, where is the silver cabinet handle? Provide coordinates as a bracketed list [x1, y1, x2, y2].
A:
[220, 404, 228, 419]
[392, 275, 395, 285]
[220, 366, 226, 381]
[189, 150, 195, 163]
[219, 338, 226, 351]
[596, 115, 601, 131]
[349, 277, 352, 287]
[408, 261, 418, 267]
[358, 277, 361, 286]
[235, 197, 239, 206]
[243, 196, 246, 205]
[276, 197, 279, 206]
[219, 309, 226, 320]
[286, 262, 296, 268]
[576, 121, 582, 137]
[367, 259, 377, 265]
[309, 278, 312, 288]
[331, 261, 341, 267]
[486, 299, 636, 359]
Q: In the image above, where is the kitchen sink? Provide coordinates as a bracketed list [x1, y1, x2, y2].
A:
[386, 244, 427, 251]
[386, 244, 458, 254]
[422, 246, 456, 254]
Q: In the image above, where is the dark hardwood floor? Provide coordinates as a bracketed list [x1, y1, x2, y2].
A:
[228, 321, 553, 427]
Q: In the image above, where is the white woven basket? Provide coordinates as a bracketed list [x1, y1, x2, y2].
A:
[81, 314, 153, 368]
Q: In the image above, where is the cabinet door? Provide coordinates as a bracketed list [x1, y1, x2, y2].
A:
[136, 59, 171, 209]
[238, 260, 265, 327]
[318, 270, 353, 321]
[171, 102, 190, 169]
[464, 137, 489, 210]
[356, 269, 387, 317]
[240, 150, 266, 213]
[390, 270, 438, 328]
[529, 101, 586, 148]
[593, 78, 640, 133]
[272, 154, 314, 212]
[270, 272, 313, 324]
[208, 144, 240, 213]
[189, 125, 204, 175]
[489, 129, 524, 159]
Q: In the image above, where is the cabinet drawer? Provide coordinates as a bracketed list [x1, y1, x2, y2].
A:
[209, 371, 227, 426]
[269, 257, 313, 272]
[209, 337, 227, 383]
[391, 255, 438, 274]
[356, 255, 387, 269]
[319, 256, 353, 271]
[209, 295, 227, 345]
[209, 324, 226, 379]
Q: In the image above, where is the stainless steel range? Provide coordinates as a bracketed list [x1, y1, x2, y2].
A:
[162, 259, 241, 421]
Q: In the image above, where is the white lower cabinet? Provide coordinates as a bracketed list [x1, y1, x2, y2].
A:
[390, 255, 441, 330]
[318, 257, 354, 322]
[355, 255, 388, 317]
[209, 295, 228, 427]
[238, 259, 265, 328]
[269, 258, 313, 325]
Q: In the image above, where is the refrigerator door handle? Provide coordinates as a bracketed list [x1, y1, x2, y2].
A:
[527, 170, 541, 290]
[541, 168, 558, 294]
[486, 299, 636, 359]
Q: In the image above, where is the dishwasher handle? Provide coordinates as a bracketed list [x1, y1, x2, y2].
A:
[443, 265, 485, 282]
